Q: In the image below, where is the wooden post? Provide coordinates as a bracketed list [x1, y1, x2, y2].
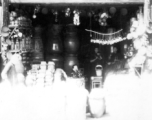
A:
[150, 0, 152, 21]
[0, 0, 9, 81]
[144, 0, 149, 26]
[2, 0, 9, 27]
[0, 3, 2, 82]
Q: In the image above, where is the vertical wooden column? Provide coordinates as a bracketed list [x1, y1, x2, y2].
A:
[2, 0, 9, 27]
[144, 0, 152, 25]
[0, 3, 2, 81]
[0, 0, 9, 81]
[144, 0, 149, 26]
[150, 0, 152, 21]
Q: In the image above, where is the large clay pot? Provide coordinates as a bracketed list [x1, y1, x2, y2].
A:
[47, 36, 63, 54]
[33, 26, 44, 62]
[46, 54, 63, 69]
[64, 54, 79, 76]
[50, 24, 62, 36]
[33, 26, 44, 53]
[32, 52, 44, 63]
[46, 24, 63, 54]
[88, 88, 105, 118]
[64, 24, 79, 54]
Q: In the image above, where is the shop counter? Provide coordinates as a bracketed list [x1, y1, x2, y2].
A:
[86, 113, 111, 120]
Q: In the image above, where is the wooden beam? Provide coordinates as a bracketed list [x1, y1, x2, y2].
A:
[2, 0, 9, 26]
[10, 0, 144, 4]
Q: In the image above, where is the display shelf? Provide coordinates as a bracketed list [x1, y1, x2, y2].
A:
[8, 25, 32, 29]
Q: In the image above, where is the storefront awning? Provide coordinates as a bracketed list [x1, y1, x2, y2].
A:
[10, 0, 144, 4]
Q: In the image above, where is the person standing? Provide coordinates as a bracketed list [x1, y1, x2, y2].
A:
[107, 47, 119, 65]
[90, 48, 104, 76]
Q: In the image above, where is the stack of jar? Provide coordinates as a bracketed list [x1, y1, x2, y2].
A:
[25, 61, 55, 87]
[22, 51, 33, 71]
[64, 24, 80, 76]
[36, 61, 47, 87]
[46, 24, 63, 68]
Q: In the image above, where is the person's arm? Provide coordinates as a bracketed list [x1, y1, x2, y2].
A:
[90, 56, 98, 63]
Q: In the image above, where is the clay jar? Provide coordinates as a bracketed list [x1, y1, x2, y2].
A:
[64, 24, 79, 54]
[88, 88, 105, 118]
[46, 24, 63, 54]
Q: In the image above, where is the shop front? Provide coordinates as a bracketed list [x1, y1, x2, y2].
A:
[1, 0, 152, 120]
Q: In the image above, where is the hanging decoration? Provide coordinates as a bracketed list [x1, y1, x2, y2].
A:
[73, 9, 80, 26]
[85, 29, 126, 45]
[109, 7, 116, 15]
[98, 12, 110, 26]
[52, 10, 58, 22]
[88, 11, 94, 37]
[33, 5, 40, 19]
[127, 6, 152, 41]
[121, 8, 128, 16]
[41, 8, 48, 15]
[64, 8, 71, 17]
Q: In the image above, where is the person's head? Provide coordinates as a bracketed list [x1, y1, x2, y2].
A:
[94, 48, 99, 53]
[72, 64, 79, 71]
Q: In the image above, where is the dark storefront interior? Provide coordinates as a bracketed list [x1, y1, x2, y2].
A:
[8, 3, 143, 76]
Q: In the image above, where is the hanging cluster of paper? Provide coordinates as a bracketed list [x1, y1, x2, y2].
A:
[86, 29, 126, 45]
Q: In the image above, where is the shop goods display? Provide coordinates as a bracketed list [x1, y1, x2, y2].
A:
[9, 11, 32, 28]
[21, 52, 32, 71]
[25, 61, 55, 87]
[95, 65, 103, 77]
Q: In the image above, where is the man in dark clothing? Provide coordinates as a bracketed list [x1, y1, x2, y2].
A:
[107, 47, 119, 65]
[90, 48, 104, 76]
[71, 64, 83, 78]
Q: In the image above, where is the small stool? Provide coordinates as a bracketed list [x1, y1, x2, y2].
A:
[91, 76, 102, 89]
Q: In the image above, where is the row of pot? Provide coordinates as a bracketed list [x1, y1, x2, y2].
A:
[33, 24, 80, 75]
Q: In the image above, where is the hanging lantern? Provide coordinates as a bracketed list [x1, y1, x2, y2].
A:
[121, 8, 128, 16]
[32, 5, 40, 19]
[52, 10, 58, 22]
[41, 8, 48, 14]
[109, 7, 116, 14]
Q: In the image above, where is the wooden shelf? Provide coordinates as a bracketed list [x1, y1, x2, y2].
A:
[8, 25, 32, 29]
